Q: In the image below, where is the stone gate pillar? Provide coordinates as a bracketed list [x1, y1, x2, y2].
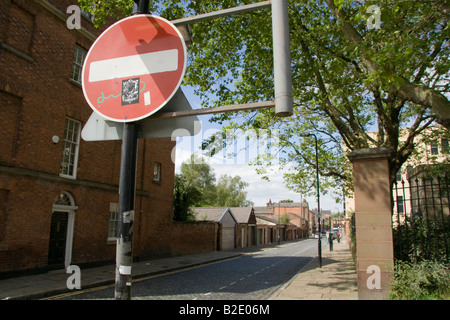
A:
[347, 148, 394, 300]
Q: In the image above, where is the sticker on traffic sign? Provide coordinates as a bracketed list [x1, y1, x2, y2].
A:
[82, 15, 187, 122]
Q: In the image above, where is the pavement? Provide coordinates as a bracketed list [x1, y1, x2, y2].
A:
[0, 237, 357, 300]
[269, 238, 358, 300]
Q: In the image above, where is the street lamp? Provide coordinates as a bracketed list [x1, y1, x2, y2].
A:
[301, 133, 322, 268]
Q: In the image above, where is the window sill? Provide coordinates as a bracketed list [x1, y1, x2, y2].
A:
[0, 42, 33, 63]
[68, 78, 82, 88]
[59, 173, 77, 180]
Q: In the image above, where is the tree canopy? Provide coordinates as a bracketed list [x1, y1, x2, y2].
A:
[79, 0, 450, 200]
[173, 155, 254, 221]
[179, 154, 217, 207]
[215, 174, 254, 207]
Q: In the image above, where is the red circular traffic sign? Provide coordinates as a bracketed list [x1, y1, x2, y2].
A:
[82, 15, 187, 122]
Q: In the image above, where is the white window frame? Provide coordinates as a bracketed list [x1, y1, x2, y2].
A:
[60, 118, 81, 179]
[396, 195, 404, 214]
[153, 162, 161, 182]
[430, 140, 439, 155]
[80, 9, 95, 22]
[107, 202, 119, 241]
[395, 170, 402, 182]
[442, 138, 449, 154]
[71, 45, 87, 84]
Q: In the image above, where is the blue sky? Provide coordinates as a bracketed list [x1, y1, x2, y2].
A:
[174, 85, 342, 212]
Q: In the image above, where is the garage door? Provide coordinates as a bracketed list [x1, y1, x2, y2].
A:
[222, 227, 235, 250]
[248, 226, 255, 246]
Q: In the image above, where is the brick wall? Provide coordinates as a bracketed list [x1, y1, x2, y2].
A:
[170, 222, 218, 256]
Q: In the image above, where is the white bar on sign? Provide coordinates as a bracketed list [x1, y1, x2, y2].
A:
[89, 49, 179, 82]
[144, 91, 151, 106]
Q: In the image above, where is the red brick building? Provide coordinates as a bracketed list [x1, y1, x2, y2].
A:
[0, 0, 176, 276]
[257, 199, 314, 237]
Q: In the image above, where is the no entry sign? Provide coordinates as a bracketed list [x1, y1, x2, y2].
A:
[82, 15, 187, 122]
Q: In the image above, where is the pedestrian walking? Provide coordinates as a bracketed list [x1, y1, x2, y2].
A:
[328, 232, 333, 251]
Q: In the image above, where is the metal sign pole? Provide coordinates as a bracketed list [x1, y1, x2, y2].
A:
[114, 122, 139, 300]
[301, 133, 322, 268]
[114, 0, 149, 301]
[314, 134, 322, 268]
[272, 0, 293, 117]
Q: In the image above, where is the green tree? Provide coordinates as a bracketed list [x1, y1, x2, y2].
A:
[185, 0, 450, 199]
[180, 154, 217, 207]
[177, 155, 253, 210]
[279, 214, 290, 224]
[215, 174, 254, 207]
[173, 174, 200, 221]
[78, 0, 450, 200]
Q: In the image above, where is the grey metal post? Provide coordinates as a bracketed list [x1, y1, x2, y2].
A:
[133, 0, 149, 15]
[312, 134, 322, 267]
[114, 0, 148, 301]
[301, 133, 322, 267]
[114, 122, 139, 300]
[272, 0, 293, 117]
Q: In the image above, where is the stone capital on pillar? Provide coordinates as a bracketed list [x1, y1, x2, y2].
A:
[347, 147, 394, 300]
[347, 147, 391, 163]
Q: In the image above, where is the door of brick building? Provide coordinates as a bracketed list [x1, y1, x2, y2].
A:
[48, 212, 68, 266]
[50, 192, 77, 268]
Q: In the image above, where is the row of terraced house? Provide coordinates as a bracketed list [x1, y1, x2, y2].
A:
[193, 200, 315, 251]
